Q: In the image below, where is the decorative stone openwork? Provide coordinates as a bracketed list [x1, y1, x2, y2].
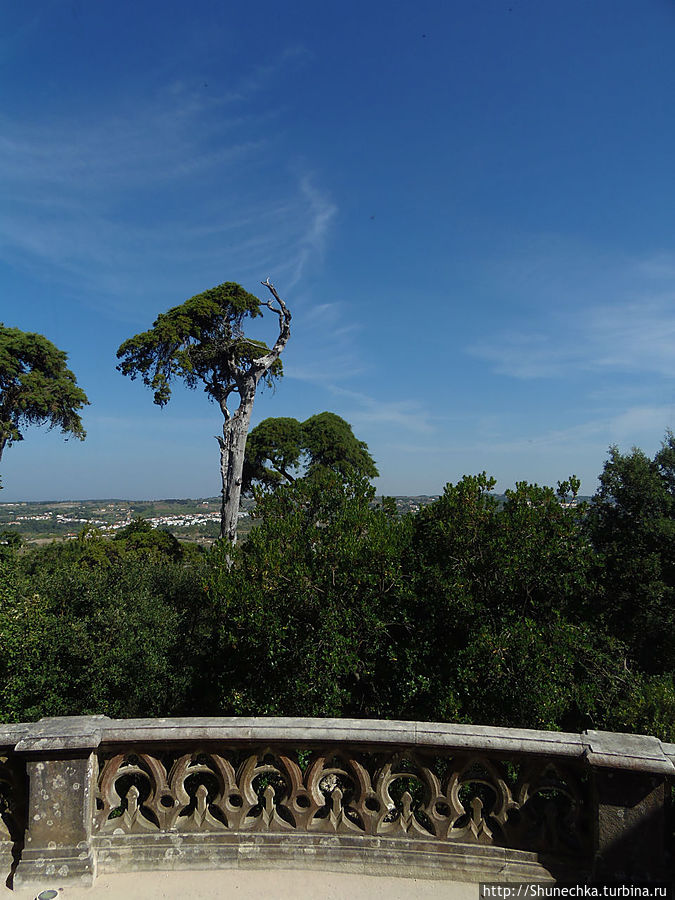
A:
[94, 748, 588, 855]
[0, 717, 672, 891]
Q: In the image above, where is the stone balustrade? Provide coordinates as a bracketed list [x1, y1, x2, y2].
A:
[0, 717, 673, 892]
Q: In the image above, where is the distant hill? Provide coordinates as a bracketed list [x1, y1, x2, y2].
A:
[0, 496, 242, 543]
[0, 492, 592, 543]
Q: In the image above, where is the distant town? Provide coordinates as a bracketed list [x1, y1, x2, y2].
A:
[0, 495, 446, 544]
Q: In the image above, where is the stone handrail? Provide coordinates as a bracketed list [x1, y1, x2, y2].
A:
[0, 716, 672, 892]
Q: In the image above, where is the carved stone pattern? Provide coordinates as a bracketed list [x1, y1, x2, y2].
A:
[0, 753, 25, 847]
[95, 747, 589, 858]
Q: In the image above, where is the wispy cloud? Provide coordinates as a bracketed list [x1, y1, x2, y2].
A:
[472, 331, 572, 378]
[385, 406, 675, 492]
[468, 249, 675, 380]
[634, 252, 675, 281]
[283, 292, 364, 386]
[485, 406, 674, 454]
[323, 385, 435, 435]
[585, 299, 675, 375]
[0, 51, 335, 317]
[285, 176, 338, 289]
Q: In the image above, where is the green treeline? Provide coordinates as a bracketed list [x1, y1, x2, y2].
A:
[1, 436, 675, 739]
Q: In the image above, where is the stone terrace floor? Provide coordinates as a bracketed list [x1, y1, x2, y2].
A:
[3, 870, 476, 899]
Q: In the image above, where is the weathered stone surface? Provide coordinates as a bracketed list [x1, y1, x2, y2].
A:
[2, 716, 674, 885]
[14, 715, 108, 754]
[0, 725, 29, 748]
[93, 831, 563, 882]
[413, 722, 584, 758]
[591, 768, 668, 880]
[8, 717, 673, 771]
[584, 729, 675, 775]
[661, 741, 675, 760]
[12, 753, 98, 890]
[96, 717, 586, 761]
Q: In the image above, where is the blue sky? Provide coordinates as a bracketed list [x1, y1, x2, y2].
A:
[2, 0, 675, 500]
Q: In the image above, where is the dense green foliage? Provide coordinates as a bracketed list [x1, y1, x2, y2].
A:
[116, 283, 281, 406]
[0, 324, 89, 465]
[2, 435, 675, 741]
[204, 473, 411, 717]
[587, 436, 675, 674]
[0, 547, 205, 721]
[243, 412, 379, 491]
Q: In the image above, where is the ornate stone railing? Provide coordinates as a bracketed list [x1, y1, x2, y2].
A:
[0, 717, 672, 892]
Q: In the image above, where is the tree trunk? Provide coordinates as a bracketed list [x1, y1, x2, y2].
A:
[217, 279, 291, 545]
[219, 383, 256, 544]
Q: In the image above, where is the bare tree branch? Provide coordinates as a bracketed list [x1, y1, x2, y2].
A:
[252, 279, 292, 374]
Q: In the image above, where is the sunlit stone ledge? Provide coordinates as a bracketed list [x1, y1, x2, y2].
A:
[1, 717, 672, 891]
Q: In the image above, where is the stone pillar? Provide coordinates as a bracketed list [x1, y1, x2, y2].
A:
[12, 716, 108, 892]
[584, 730, 672, 881]
[591, 768, 667, 880]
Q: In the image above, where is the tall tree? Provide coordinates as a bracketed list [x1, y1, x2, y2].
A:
[207, 470, 412, 718]
[243, 411, 378, 492]
[116, 280, 291, 543]
[0, 325, 89, 468]
[587, 436, 675, 673]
